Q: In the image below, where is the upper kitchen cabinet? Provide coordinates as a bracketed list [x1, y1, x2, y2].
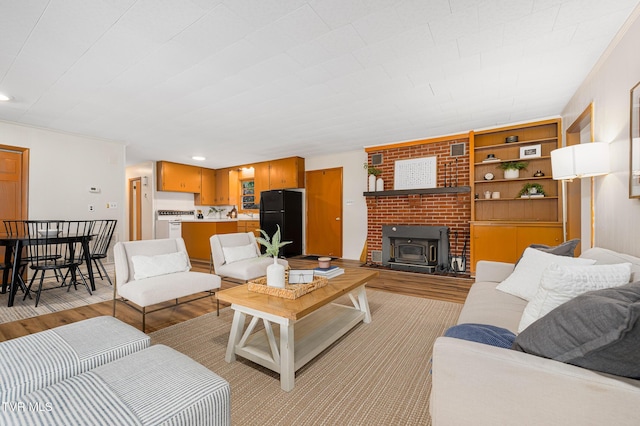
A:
[212, 168, 240, 206]
[269, 157, 305, 189]
[253, 162, 270, 205]
[157, 161, 201, 193]
[215, 168, 231, 205]
[194, 167, 216, 206]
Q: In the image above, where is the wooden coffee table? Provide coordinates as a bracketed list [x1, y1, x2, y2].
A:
[217, 268, 378, 391]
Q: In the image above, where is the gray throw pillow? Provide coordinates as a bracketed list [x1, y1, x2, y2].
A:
[515, 239, 580, 266]
[512, 281, 640, 378]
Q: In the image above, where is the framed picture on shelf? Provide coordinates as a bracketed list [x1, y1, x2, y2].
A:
[520, 144, 541, 159]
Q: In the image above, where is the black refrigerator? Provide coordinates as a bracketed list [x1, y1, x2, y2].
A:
[259, 190, 303, 257]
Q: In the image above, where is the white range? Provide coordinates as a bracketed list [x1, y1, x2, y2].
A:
[155, 210, 195, 239]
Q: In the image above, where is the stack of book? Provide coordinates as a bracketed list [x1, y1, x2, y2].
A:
[313, 265, 345, 279]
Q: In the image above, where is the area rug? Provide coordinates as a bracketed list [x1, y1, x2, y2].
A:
[0, 266, 114, 324]
[150, 290, 462, 426]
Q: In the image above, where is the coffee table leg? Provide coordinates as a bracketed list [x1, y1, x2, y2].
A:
[357, 286, 371, 323]
[280, 321, 295, 392]
[225, 309, 246, 363]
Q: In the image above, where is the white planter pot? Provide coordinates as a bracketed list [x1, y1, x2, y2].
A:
[504, 169, 519, 179]
[376, 177, 384, 191]
[266, 258, 286, 288]
[368, 174, 376, 192]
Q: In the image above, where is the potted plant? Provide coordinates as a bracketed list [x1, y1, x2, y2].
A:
[518, 182, 546, 198]
[498, 161, 528, 179]
[256, 225, 292, 288]
[364, 163, 382, 191]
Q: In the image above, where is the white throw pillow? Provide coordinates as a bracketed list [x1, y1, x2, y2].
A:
[496, 247, 595, 301]
[131, 251, 190, 280]
[222, 244, 258, 264]
[518, 262, 632, 332]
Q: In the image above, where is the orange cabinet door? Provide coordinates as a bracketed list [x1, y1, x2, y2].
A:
[270, 157, 305, 189]
[471, 224, 517, 270]
[195, 167, 216, 205]
[515, 226, 563, 257]
[215, 168, 230, 204]
[157, 161, 201, 193]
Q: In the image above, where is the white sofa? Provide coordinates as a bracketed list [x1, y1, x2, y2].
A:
[114, 238, 221, 331]
[210, 232, 288, 282]
[430, 247, 640, 426]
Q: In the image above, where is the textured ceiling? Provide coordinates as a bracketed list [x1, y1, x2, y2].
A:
[0, 0, 638, 168]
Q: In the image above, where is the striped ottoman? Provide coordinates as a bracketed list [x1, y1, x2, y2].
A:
[0, 316, 150, 402]
[1, 345, 231, 425]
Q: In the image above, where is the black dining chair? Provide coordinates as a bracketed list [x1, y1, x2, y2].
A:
[89, 219, 117, 285]
[23, 220, 96, 306]
[59, 220, 95, 294]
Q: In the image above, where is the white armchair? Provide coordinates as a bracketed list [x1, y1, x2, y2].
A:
[113, 238, 221, 331]
[210, 232, 288, 282]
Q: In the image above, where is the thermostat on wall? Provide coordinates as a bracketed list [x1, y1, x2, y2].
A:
[89, 186, 101, 193]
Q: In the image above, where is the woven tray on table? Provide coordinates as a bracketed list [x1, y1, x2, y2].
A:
[247, 274, 329, 299]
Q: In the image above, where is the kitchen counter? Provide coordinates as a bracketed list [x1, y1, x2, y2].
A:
[181, 221, 239, 261]
[182, 218, 238, 222]
[181, 217, 259, 222]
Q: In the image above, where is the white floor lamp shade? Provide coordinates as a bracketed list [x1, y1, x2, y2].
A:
[551, 142, 610, 180]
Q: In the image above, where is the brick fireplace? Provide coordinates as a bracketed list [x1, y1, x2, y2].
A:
[366, 136, 471, 273]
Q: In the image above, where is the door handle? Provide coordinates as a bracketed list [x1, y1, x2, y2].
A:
[335, 217, 341, 221]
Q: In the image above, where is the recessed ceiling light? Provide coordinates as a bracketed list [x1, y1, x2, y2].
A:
[192, 156, 206, 161]
[0, 93, 11, 102]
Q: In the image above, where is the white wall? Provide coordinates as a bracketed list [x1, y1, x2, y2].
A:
[0, 120, 126, 241]
[561, 6, 640, 256]
[305, 149, 368, 260]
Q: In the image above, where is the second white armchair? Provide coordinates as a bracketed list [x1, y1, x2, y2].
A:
[210, 232, 288, 282]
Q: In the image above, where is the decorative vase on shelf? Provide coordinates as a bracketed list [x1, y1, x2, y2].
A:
[266, 257, 285, 288]
[504, 169, 519, 179]
[376, 177, 384, 191]
[368, 174, 376, 192]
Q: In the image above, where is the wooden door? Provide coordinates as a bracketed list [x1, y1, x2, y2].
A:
[306, 168, 342, 257]
[565, 130, 582, 250]
[0, 150, 25, 224]
[565, 104, 593, 254]
[0, 148, 28, 263]
[129, 178, 142, 241]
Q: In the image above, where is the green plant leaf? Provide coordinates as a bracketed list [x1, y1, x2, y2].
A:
[256, 224, 292, 258]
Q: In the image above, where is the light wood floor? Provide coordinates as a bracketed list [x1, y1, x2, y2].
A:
[0, 257, 472, 342]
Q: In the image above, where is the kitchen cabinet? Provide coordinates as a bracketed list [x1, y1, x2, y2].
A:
[214, 168, 239, 206]
[252, 157, 305, 200]
[470, 118, 562, 273]
[268, 157, 305, 189]
[238, 220, 260, 237]
[253, 162, 270, 205]
[194, 167, 216, 206]
[214, 168, 230, 205]
[157, 161, 201, 193]
[181, 221, 238, 261]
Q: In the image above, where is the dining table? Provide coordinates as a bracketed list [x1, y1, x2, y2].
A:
[0, 234, 96, 307]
